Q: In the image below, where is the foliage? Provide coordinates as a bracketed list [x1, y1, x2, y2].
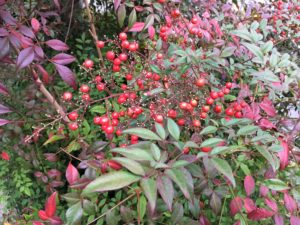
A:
[0, 0, 300, 225]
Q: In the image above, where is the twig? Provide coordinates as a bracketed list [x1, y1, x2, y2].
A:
[64, 0, 75, 42]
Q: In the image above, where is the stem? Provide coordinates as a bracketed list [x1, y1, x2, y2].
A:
[218, 195, 227, 225]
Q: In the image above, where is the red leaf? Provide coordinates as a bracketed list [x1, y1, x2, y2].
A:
[45, 192, 57, 217]
[274, 214, 284, 225]
[244, 175, 255, 196]
[1, 151, 10, 161]
[247, 208, 275, 221]
[38, 210, 49, 220]
[46, 39, 69, 51]
[230, 196, 243, 216]
[148, 25, 155, 39]
[259, 118, 275, 129]
[260, 97, 276, 117]
[290, 216, 300, 225]
[47, 169, 61, 178]
[199, 215, 210, 225]
[0, 82, 9, 95]
[259, 185, 269, 197]
[129, 22, 145, 32]
[36, 64, 50, 84]
[264, 198, 278, 212]
[16, 47, 34, 69]
[278, 140, 289, 170]
[0, 119, 11, 126]
[31, 18, 40, 33]
[54, 63, 77, 89]
[51, 53, 75, 65]
[66, 162, 79, 185]
[244, 197, 256, 213]
[33, 221, 45, 225]
[243, 102, 261, 121]
[48, 216, 63, 225]
[0, 104, 11, 114]
[284, 193, 297, 213]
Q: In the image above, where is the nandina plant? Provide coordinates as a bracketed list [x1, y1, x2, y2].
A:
[1, 0, 300, 224]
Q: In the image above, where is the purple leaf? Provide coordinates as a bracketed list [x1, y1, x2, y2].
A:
[244, 175, 255, 196]
[230, 196, 243, 216]
[259, 118, 275, 129]
[157, 175, 174, 211]
[114, 0, 121, 11]
[0, 104, 12, 114]
[19, 25, 35, 38]
[0, 37, 10, 59]
[0, 28, 8, 37]
[274, 214, 284, 225]
[129, 22, 145, 32]
[244, 197, 257, 213]
[260, 97, 276, 117]
[248, 208, 275, 221]
[66, 163, 79, 185]
[16, 47, 34, 69]
[0, 119, 11, 126]
[148, 25, 155, 39]
[54, 63, 77, 89]
[0, 10, 17, 25]
[264, 198, 278, 212]
[284, 193, 297, 213]
[51, 53, 75, 65]
[199, 215, 210, 225]
[31, 18, 40, 33]
[290, 216, 300, 225]
[47, 169, 62, 178]
[0, 82, 9, 95]
[46, 39, 69, 51]
[34, 46, 44, 59]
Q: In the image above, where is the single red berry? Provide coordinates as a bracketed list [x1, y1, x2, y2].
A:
[241, 102, 247, 108]
[121, 40, 130, 49]
[210, 91, 219, 99]
[112, 65, 120, 72]
[179, 102, 188, 110]
[97, 41, 105, 48]
[96, 83, 105, 91]
[223, 88, 230, 94]
[218, 91, 224, 98]
[214, 105, 222, 113]
[202, 105, 210, 112]
[81, 94, 90, 101]
[234, 111, 242, 118]
[206, 97, 214, 105]
[94, 116, 102, 125]
[106, 51, 115, 61]
[195, 78, 205, 87]
[183, 148, 190, 154]
[201, 147, 212, 153]
[121, 84, 127, 90]
[68, 122, 78, 131]
[234, 104, 242, 111]
[119, 53, 128, 62]
[154, 114, 164, 123]
[190, 99, 198, 107]
[193, 119, 201, 127]
[225, 108, 234, 116]
[119, 32, 127, 41]
[225, 82, 232, 89]
[105, 125, 114, 134]
[191, 17, 198, 24]
[112, 112, 119, 119]
[153, 73, 160, 81]
[167, 109, 177, 119]
[80, 84, 89, 93]
[68, 111, 78, 121]
[200, 112, 207, 119]
[157, 53, 163, 59]
[160, 26, 168, 33]
[113, 58, 121, 66]
[116, 129, 122, 136]
[118, 96, 126, 104]
[83, 59, 94, 69]
[131, 135, 138, 141]
[125, 73, 133, 80]
[94, 75, 102, 83]
[111, 118, 119, 126]
[177, 118, 185, 126]
[63, 92, 72, 101]
[157, 0, 166, 4]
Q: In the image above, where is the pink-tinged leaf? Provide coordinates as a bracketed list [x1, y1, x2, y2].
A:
[36, 64, 50, 84]
[199, 215, 210, 225]
[31, 18, 40, 33]
[0, 10, 17, 25]
[51, 53, 75, 65]
[284, 193, 297, 213]
[19, 25, 35, 38]
[69, 177, 91, 190]
[54, 63, 77, 89]
[38, 210, 49, 220]
[0, 82, 9, 95]
[0, 28, 9, 36]
[114, 0, 121, 11]
[264, 198, 278, 212]
[33, 221, 45, 225]
[44, 153, 58, 162]
[260, 97, 276, 117]
[290, 216, 300, 225]
[1, 151, 10, 161]
[34, 46, 44, 59]
[66, 163, 79, 185]
[45, 192, 57, 217]
[0, 119, 11, 126]
[148, 25, 155, 39]
[20, 35, 34, 48]
[274, 214, 284, 225]
[16, 47, 34, 69]
[243, 102, 261, 121]
[48, 216, 63, 225]
[230, 196, 244, 216]
[0, 37, 10, 59]
[53, 0, 61, 10]
[244, 175, 255, 196]
[50, 180, 64, 188]
[278, 140, 289, 170]
[47, 169, 61, 178]
[46, 39, 69, 51]
[248, 208, 275, 221]
[260, 185, 269, 197]
[233, 221, 241, 225]
[244, 197, 256, 213]
[0, 104, 11, 114]
[129, 22, 145, 32]
[157, 175, 174, 211]
[259, 118, 275, 129]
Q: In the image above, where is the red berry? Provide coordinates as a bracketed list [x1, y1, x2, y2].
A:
[94, 116, 102, 125]
[177, 118, 185, 126]
[157, 53, 163, 59]
[83, 59, 94, 69]
[68, 122, 78, 131]
[100, 116, 109, 125]
[118, 96, 126, 104]
[68, 111, 78, 121]
[119, 53, 128, 62]
[112, 112, 119, 119]
[193, 119, 201, 127]
[234, 104, 242, 111]
[171, 9, 180, 18]
[214, 105, 222, 113]
[63, 92, 72, 101]
[223, 88, 230, 94]
[201, 147, 212, 153]
[108, 160, 122, 170]
[225, 108, 234, 116]
[81, 94, 90, 101]
[111, 119, 119, 126]
[116, 129, 122, 136]
[154, 114, 164, 123]
[105, 125, 114, 134]
[202, 105, 210, 112]
[210, 91, 219, 99]
[195, 78, 205, 87]
[225, 82, 232, 89]
[106, 51, 115, 61]
[131, 135, 138, 141]
[190, 99, 198, 107]
[153, 73, 160, 81]
[167, 109, 177, 119]
[96, 83, 105, 91]
[125, 73, 133, 80]
[179, 102, 188, 110]
[191, 17, 198, 24]
[234, 111, 242, 118]
[80, 84, 90, 93]
[121, 40, 130, 49]
[97, 41, 105, 48]
[241, 102, 247, 108]
[94, 75, 102, 83]
[112, 65, 120, 72]
[113, 58, 121, 66]
[119, 32, 127, 41]
[183, 148, 190, 154]
[160, 26, 168, 33]
[121, 84, 127, 90]
[218, 91, 224, 98]
[200, 112, 207, 119]
[206, 97, 214, 105]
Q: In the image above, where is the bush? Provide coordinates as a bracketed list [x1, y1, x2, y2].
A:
[0, 0, 300, 224]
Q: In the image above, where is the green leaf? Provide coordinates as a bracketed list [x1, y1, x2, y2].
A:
[210, 146, 230, 155]
[237, 125, 259, 136]
[66, 202, 83, 224]
[150, 143, 161, 161]
[269, 51, 278, 67]
[138, 195, 147, 220]
[263, 179, 289, 191]
[150, 64, 161, 74]
[112, 157, 145, 176]
[82, 171, 140, 195]
[261, 41, 273, 53]
[211, 158, 236, 187]
[220, 46, 236, 57]
[242, 42, 264, 61]
[222, 118, 252, 126]
[231, 29, 252, 42]
[252, 70, 280, 83]
[128, 9, 136, 29]
[62, 193, 81, 204]
[43, 135, 65, 145]
[117, 4, 126, 27]
[122, 128, 161, 140]
[172, 160, 190, 168]
[140, 178, 157, 212]
[155, 122, 166, 140]
[112, 147, 154, 161]
[165, 168, 191, 200]
[200, 126, 218, 135]
[66, 140, 81, 152]
[90, 105, 106, 114]
[183, 141, 199, 149]
[167, 118, 180, 140]
[143, 14, 154, 30]
[200, 138, 224, 148]
[255, 146, 278, 171]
